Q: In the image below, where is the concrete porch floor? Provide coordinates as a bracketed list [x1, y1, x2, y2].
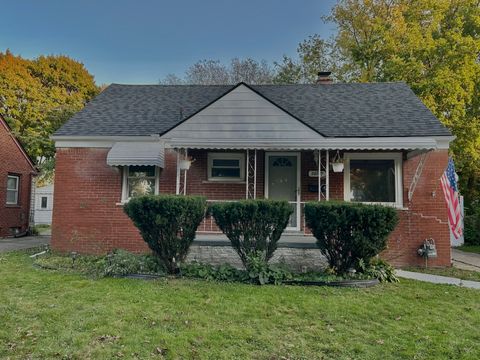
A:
[194, 233, 317, 249]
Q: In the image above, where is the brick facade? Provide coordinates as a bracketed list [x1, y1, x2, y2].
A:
[0, 117, 36, 237]
[52, 147, 451, 267]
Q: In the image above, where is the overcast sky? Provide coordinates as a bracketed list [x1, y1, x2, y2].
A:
[1, 0, 337, 85]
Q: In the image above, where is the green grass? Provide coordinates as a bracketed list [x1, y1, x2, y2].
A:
[1, 251, 480, 359]
[405, 266, 480, 282]
[456, 245, 480, 254]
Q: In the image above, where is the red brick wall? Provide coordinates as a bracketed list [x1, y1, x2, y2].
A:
[0, 121, 35, 237]
[52, 148, 451, 267]
[384, 150, 450, 267]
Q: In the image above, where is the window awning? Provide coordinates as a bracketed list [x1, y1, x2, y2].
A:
[106, 142, 164, 167]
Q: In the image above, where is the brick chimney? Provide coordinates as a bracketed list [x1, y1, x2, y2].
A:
[316, 71, 333, 84]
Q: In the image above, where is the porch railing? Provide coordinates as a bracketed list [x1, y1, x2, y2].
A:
[198, 200, 312, 235]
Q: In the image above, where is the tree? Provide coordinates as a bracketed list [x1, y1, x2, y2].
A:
[275, 0, 480, 203]
[0, 51, 99, 160]
[330, 0, 480, 203]
[159, 58, 276, 85]
[274, 35, 342, 83]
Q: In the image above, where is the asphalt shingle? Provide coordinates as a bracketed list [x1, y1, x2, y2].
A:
[54, 82, 451, 138]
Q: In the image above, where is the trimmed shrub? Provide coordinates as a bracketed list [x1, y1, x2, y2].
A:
[209, 199, 293, 269]
[305, 201, 398, 274]
[124, 195, 207, 273]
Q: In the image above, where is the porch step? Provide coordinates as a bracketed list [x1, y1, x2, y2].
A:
[194, 233, 317, 249]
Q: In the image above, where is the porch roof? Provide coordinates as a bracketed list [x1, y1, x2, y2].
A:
[165, 136, 450, 150]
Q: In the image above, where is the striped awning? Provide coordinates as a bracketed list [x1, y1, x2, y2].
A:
[106, 142, 164, 167]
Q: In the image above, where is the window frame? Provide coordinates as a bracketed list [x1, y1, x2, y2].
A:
[207, 152, 246, 182]
[6, 174, 20, 205]
[121, 166, 160, 202]
[343, 152, 403, 208]
[40, 196, 48, 209]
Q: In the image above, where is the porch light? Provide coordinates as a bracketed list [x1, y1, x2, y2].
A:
[331, 150, 344, 173]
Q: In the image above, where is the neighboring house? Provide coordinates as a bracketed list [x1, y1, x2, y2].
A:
[51, 76, 454, 267]
[0, 115, 37, 237]
[33, 183, 54, 225]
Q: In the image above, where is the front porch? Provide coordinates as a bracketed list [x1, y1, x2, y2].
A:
[174, 148, 340, 234]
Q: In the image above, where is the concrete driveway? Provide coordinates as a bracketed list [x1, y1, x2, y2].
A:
[0, 235, 50, 253]
[452, 248, 480, 271]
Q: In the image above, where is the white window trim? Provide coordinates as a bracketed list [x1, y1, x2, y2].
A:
[121, 166, 160, 203]
[207, 152, 246, 182]
[6, 175, 19, 205]
[343, 152, 403, 208]
[40, 196, 48, 209]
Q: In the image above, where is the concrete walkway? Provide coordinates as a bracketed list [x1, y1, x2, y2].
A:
[0, 235, 50, 253]
[452, 248, 480, 271]
[396, 270, 480, 289]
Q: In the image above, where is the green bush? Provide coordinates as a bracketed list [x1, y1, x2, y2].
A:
[464, 201, 480, 245]
[181, 260, 292, 285]
[358, 258, 399, 283]
[209, 199, 293, 269]
[244, 252, 293, 285]
[181, 262, 250, 282]
[102, 249, 164, 277]
[124, 195, 207, 273]
[305, 201, 398, 274]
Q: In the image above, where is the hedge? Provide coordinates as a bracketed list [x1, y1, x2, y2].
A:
[305, 201, 398, 274]
[209, 199, 293, 269]
[124, 195, 207, 273]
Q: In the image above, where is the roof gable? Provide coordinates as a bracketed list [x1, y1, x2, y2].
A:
[162, 84, 324, 141]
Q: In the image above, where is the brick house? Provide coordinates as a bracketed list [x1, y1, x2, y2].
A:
[0, 115, 37, 237]
[51, 78, 454, 268]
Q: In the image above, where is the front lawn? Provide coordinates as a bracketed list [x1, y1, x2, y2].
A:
[456, 245, 480, 254]
[1, 250, 479, 359]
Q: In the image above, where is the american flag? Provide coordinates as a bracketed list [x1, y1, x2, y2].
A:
[440, 158, 462, 239]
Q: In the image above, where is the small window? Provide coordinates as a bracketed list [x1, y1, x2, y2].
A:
[207, 153, 245, 181]
[344, 153, 403, 207]
[41, 196, 48, 209]
[6, 175, 19, 205]
[124, 166, 157, 199]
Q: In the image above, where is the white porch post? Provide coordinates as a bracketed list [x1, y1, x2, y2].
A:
[175, 150, 180, 195]
[245, 149, 257, 199]
[183, 148, 188, 195]
[318, 149, 322, 201]
[245, 149, 249, 199]
[254, 149, 257, 199]
[326, 150, 330, 201]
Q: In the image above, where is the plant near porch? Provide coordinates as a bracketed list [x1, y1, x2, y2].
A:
[123, 195, 207, 274]
[209, 199, 293, 282]
[305, 202, 398, 274]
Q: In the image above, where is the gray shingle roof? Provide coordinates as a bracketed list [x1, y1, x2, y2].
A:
[54, 82, 451, 138]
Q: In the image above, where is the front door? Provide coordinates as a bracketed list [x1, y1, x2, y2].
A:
[266, 153, 300, 231]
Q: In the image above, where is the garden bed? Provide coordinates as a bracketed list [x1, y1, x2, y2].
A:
[32, 251, 385, 287]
